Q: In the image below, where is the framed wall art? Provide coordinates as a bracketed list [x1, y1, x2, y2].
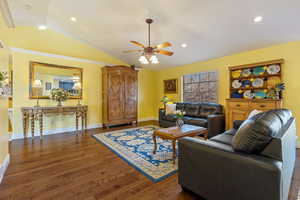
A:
[164, 79, 178, 94]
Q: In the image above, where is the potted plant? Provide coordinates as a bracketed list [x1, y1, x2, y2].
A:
[175, 110, 186, 128]
[160, 96, 170, 110]
[51, 88, 69, 106]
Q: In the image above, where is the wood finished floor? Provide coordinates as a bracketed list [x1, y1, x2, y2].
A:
[0, 121, 299, 200]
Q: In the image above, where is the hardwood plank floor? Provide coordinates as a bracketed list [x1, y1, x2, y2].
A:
[0, 121, 299, 200]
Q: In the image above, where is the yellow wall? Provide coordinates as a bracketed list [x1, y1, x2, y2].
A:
[157, 41, 300, 136]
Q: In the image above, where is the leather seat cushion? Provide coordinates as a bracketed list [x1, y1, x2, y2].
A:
[183, 117, 207, 127]
[210, 134, 234, 146]
[162, 114, 177, 122]
[184, 103, 201, 117]
[232, 109, 292, 154]
[199, 103, 223, 118]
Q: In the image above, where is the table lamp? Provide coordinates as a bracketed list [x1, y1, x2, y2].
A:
[33, 79, 42, 107]
[73, 82, 82, 105]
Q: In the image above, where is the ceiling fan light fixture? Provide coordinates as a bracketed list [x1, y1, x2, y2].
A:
[150, 55, 159, 64]
[139, 55, 149, 64]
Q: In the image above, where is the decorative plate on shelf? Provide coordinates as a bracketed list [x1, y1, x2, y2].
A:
[267, 76, 281, 88]
[255, 90, 267, 99]
[232, 70, 241, 78]
[231, 91, 243, 98]
[232, 80, 242, 89]
[243, 90, 254, 99]
[241, 80, 251, 88]
[252, 78, 264, 88]
[241, 69, 252, 77]
[253, 66, 265, 76]
[267, 64, 280, 75]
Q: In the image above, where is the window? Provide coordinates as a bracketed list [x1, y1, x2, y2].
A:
[182, 71, 218, 103]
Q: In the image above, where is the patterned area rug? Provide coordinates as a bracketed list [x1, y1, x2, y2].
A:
[92, 126, 178, 182]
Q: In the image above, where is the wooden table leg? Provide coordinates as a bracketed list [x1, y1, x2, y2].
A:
[22, 113, 28, 138]
[30, 113, 35, 140]
[81, 111, 84, 133]
[152, 134, 157, 154]
[39, 112, 43, 140]
[76, 111, 79, 135]
[172, 140, 176, 164]
[84, 111, 87, 130]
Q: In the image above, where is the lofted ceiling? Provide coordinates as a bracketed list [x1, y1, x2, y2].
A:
[5, 0, 300, 69]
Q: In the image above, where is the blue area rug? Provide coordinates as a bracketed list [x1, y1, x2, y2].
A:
[92, 126, 178, 182]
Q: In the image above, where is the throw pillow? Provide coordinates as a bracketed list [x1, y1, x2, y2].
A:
[232, 109, 292, 153]
[165, 104, 176, 115]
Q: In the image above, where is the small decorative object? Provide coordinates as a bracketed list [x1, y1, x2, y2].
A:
[241, 80, 251, 88]
[252, 78, 264, 88]
[160, 96, 171, 110]
[267, 64, 280, 74]
[33, 79, 43, 107]
[266, 83, 285, 99]
[231, 91, 243, 98]
[253, 66, 265, 76]
[175, 110, 185, 128]
[73, 82, 82, 105]
[232, 70, 241, 78]
[164, 79, 177, 94]
[243, 90, 254, 99]
[254, 90, 267, 99]
[232, 80, 242, 89]
[51, 88, 69, 106]
[241, 69, 252, 77]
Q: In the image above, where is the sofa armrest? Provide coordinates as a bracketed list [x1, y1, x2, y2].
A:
[159, 108, 165, 120]
[178, 137, 282, 200]
[207, 114, 225, 138]
[233, 120, 244, 130]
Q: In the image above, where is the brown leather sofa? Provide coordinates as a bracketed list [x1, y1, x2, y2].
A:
[159, 102, 225, 138]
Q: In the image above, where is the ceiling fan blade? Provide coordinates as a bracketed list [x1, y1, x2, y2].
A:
[156, 50, 174, 56]
[130, 41, 145, 48]
[123, 50, 143, 53]
[155, 42, 172, 49]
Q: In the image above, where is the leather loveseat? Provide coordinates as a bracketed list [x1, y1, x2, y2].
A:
[178, 109, 296, 200]
[159, 102, 225, 138]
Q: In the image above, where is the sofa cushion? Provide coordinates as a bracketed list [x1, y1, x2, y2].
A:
[162, 114, 177, 122]
[183, 116, 207, 127]
[184, 103, 201, 117]
[210, 134, 234, 146]
[165, 103, 176, 115]
[199, 103, 223, 118]
[232, 109, 292, 154]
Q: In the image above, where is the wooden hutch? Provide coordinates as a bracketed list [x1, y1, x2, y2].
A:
[226, 59, 284, 129]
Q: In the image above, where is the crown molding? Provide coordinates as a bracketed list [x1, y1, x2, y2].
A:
[0, 0, 15, 28]
[9, 47, 112, 66]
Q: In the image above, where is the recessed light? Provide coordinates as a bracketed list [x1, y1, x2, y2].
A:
[38, 25, 47, 30]
[181, 43, 187, 48]
[254, 16, 263, 23]
[70, 17, 77, 22]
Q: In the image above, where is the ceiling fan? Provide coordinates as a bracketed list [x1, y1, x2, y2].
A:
[123, 18, 174, 64]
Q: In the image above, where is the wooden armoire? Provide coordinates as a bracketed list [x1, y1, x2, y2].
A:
[102, 65, 138, 127]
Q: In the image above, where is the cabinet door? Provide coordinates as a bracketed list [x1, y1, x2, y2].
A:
[123, 70, 137, 119]
[108, 70, 124, 121]
[228, 109, 249, 129]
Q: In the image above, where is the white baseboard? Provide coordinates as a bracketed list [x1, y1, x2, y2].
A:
[11, 124, 102, 140]
[0, 154, 10, 184]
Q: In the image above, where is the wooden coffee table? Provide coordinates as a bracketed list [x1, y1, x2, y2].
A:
[152, 124, 208, 164]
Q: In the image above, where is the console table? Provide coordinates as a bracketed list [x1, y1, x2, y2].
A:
[21, 105, 88, 139]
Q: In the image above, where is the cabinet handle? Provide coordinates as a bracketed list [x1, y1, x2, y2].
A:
[260, 105, 266, 108]
[236, 104, 241, 107]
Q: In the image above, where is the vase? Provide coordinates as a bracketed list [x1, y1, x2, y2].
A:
[57, 100, 62, 107]
[176, 118, 184, 128]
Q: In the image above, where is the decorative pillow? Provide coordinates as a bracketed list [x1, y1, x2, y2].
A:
[247, 109, 262, 119]
[232, 109, 292, 154]
[165, 104, 176, 115]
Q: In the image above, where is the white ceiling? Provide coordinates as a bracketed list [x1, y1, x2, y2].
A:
[6, 0, 300, 69]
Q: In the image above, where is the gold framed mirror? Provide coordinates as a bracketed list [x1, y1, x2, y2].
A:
[29, 62, 83, 99]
